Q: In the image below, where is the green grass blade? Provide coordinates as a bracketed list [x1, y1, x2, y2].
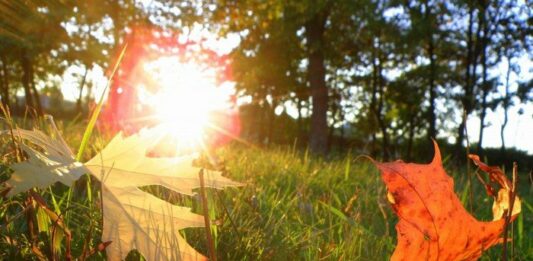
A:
[75, 45, 127, 161]
[319, 201, 348, 222]
[517, 212, 523, 248]
[344, 150, 351, 181]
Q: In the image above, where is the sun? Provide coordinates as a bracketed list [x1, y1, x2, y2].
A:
[139, 56, 233, 151]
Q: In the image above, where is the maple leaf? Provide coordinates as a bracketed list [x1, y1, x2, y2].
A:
[373, 141, 521, 261]
[3, 129, 88, 196]
[85, 130, 242, 261]
[85, 129, 241, 195]
[3, 127, 242, 260]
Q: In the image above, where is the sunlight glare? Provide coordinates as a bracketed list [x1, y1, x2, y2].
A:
[141, 56, 231, 149]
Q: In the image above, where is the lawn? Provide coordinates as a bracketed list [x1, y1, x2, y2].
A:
[0, 120, 531, 260]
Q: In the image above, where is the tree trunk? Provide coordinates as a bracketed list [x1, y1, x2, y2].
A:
[267, 98, 277, 144]
[478, 82, 488, 156]
[477, 2, 489, 156]
[370, 39, 389, 160]
[0, 53, 8, 108]
[328, 121, 335, 151]
[30, 66, 43, 115]
[20, 49, 35, 110]
[376, 55, 390, 160]
[77, 67, 89, 113]
[328, 100, 338, 151]
[500, 57, 511, 160]
[305, 10, 329, 155]
[456, 3, 480, 155]
[369, 48, 379, 157]
[85, 82, 93, 105]
[296, 94, 304, 142]
[257, 94, 267, 144]
[424, 0, 437, 141]
[406, 115, 416, 161]
[338, 110, 346, 148]
[477, 30, 489, 156]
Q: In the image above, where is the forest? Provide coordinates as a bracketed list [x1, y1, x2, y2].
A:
[0, 1, 532, 162]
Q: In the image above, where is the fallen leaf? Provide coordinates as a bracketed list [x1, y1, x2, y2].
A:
[97, 185, 207, 261]
[3, 129, 88, 196]
[85, 129, 241, 195]
[3, 126, 242, 260]
[85, 129, 242, 261]
[373, 141, 521, 261]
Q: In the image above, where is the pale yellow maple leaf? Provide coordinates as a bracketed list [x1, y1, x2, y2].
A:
[98, 185, 207, 261]
[3, 127, 242, 260]
[4, 129, 88, 196]
[85, 129, 241, 194]
[85, 130, 242, 261]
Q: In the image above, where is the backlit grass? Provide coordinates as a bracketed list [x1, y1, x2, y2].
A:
[0, 120, 531, 260]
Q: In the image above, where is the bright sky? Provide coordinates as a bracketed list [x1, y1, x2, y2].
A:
[465, 56, 532, 154]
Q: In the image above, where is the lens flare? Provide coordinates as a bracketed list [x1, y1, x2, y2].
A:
[140, 56, 234, 151]
[101, 26, 240, 155]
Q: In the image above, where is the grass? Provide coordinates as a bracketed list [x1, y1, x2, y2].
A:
[204, 145, 394, 260]
[0, 119, 532, 260]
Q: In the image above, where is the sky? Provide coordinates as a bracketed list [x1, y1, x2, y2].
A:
[464, 56, 532, 154]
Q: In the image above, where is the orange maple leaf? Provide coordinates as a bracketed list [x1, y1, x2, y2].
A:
[373, 141, 521, 261]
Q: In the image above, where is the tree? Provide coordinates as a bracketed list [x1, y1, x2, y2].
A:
[403, 0, 451, 143]
[305, 3, 331, 155]
[0, 0, 73, 115]
[455, 0, 482, 154]
[208, 0, 384, 154]
[0, 41, 12, 108]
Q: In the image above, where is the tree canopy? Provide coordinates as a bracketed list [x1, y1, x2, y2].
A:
[0, 0, 531, 161]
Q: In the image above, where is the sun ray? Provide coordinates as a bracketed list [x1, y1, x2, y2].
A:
[130, 55, 239, 155]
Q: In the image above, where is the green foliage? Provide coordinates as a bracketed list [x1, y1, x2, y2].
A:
[1, 0, 532, 158]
